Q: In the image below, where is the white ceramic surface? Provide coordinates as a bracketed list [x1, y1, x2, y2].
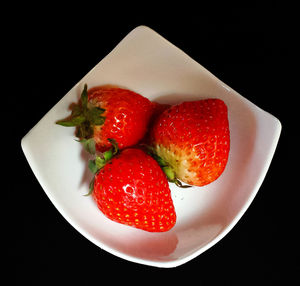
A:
[21, 26, 281, 267]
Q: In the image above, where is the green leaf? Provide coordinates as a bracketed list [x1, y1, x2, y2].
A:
[88, 160, 98, 174]
[71, 104, 82, 117]
[162, 166, 176, 181]
[103, 149, 113, 161]
[56, 115, 85, 127]
[92, 116, 106, 126]
[87, 138, 96, 154]
[152, 153, 168, 167]
[78, 121, 94, 139]
[79, 138, 96, 154]
[89, 106, 105, 116]
[84, 176, 95, 196]
[107, 138, 119, 155]
[81, 84, 88, 109]
[95, 156, 106, 169]
[85, 107, 105, 124]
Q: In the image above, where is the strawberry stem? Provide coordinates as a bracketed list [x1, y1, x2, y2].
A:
[143, 144, 192, 188]
[162, 166, 175, 181]
[85, 138, 119, 196]
[56, 84, 106, 140]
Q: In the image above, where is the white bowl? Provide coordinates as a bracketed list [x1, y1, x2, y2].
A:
[21, 26, 281, 267]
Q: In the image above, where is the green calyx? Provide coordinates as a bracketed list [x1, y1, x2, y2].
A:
[144, 145, 191, 188]
[84, 138, 119, 196]
[87, 138, 118, 174]
[56, 85, 118, 196]
[56, 84, 105, 139]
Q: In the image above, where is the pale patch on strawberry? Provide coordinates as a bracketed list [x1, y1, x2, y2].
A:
[155, 143, 198, 185]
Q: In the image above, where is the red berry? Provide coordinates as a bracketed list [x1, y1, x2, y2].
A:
[56, 85, 154, 152]
[151, 99, 230, 186]
[92, 148, 176, 232]
[140, 101, 171, 145]
[88, 86, 154, 152]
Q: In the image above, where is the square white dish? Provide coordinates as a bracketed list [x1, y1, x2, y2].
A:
[21, 25, 281, 267]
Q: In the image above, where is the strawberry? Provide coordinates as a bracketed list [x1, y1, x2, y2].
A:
[90, 147, 176, 232]
[150, 99, 230, 187]
[140, 101, 171, 145]
[150, 102, 172, 122]
[57, 85, 153, 152]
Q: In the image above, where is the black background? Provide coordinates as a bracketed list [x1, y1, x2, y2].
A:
[6, 1, 298, 284]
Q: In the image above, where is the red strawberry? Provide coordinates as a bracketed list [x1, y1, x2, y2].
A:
[140, 101, 171, 145]
[150, 102, 172, 122]
[91, 148, 176, 232]
[150, 99, 230, 187]
[57, 85, 154, 152]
